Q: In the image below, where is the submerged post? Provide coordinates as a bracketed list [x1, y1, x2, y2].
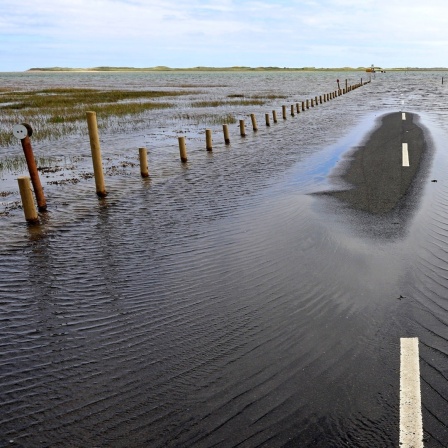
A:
[138, 147, 149, 178]
[206, 129, 213, 151]
[223, 124, 230, 144]
[178, 136, 188, 162]
[12, 123, 47, 211]
[17, 176, 39, 224]
[86, 111, 107, 197]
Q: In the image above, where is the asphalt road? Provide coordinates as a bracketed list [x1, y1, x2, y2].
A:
[329, 111, 427, 214]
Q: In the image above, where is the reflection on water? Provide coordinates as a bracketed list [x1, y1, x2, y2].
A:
[1, 72, 448, 446]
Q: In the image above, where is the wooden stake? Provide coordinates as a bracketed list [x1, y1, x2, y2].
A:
[178, 136, 188, 162]
[265, 113, 270, 126]
[250, 114, 258, 131]
[17, 176, 39, 224]
[138, 147, 149, 178]
[282, 105, 287, 119]
[272, 110, 278, 123]
[86, 111, 107, 197]
[290, 105, 295, 116]
[223, 124, 230, 144]
[240, 119, 246, 137]
[206, 129, 213, 151]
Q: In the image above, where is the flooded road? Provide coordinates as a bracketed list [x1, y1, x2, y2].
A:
[1, 71, 448, 447]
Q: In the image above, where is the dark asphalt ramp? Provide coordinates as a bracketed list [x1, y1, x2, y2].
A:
[328, 112, 426, 214]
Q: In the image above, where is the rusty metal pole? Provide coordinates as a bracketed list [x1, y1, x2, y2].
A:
[13, 123, 47, 212]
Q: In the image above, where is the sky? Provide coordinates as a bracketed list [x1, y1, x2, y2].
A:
[1, 0, 447, 71]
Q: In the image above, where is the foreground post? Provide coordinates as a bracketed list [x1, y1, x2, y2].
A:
[138, 147, 149, 178]
[272, 110, 278, 123]
[13, 123, 47, 211]
[17, 176, 39, 224]
[239, 119, 246, 137]
[86, 111, 107, 197]
[178, 136, 188, 162]
[250, 114, 258, 131]
[265, 113, 270, 126]
[206, 129, 213, 151]
[223, 124, 230, 144]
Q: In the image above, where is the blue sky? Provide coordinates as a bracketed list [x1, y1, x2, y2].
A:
[1, 0, 447, 71]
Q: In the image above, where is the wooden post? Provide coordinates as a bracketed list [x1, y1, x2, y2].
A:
[311, 99, 314, 107]
[86, 111, 107, 197]
[206, 129, 213, 151]
[302, 101, 305, 111]
[17, 176, 39, 224]
[290, 105, 295, 116]
[315, 96, 318, 105]
[345, 79, 348, 92]
[239, 119, 246, 136]
[138, 147, 149, 178]
[319, 95, 322, 104]
[265, 113, 270, 126]
[223, 124, 230, 144]
[296, 103, 300, 113]
[178, 136, 187, 162]
[272, 110, 278, 123]
[306, 99, 309, 109]
[282, 105, 287, 119]
[250, 114, 258, 131]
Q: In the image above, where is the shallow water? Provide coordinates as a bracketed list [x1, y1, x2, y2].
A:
[1, 71, 448, 447]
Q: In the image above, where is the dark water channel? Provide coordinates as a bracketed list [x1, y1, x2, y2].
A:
[1, 72, 448, 447]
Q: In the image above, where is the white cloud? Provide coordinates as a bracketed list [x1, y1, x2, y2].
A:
[1, 0, 448, 70]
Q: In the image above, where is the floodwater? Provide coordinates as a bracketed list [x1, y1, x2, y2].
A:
[1, 71, 448, 447]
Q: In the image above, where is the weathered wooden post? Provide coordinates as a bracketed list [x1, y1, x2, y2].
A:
[272, 110, 278, 123]
[12, 123, 47, 211]
[282, 105, 287, 119]
[345, 79, 348, 92]
[138, 147, 149, 178]
[306, 99, 309, 109]
[302, 101, 305, 111]
[206, 129, 213, 151]
[290, 105, 295, 116]
[319, 95, 322, 104]
[178, 136, 188, 162]
[223, 124, 230, 144]
[265, 113, 270, 126]
[296, 103, 300, 113]
[239, 119, 246, 137]
[86, 111, 107, 197]
[311, 99, 314, 107]
[17, 176, 39, 224]
[250, 114, 258, 131]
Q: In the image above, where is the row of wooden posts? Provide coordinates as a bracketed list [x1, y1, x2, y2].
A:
[16, 80, 368, 224]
